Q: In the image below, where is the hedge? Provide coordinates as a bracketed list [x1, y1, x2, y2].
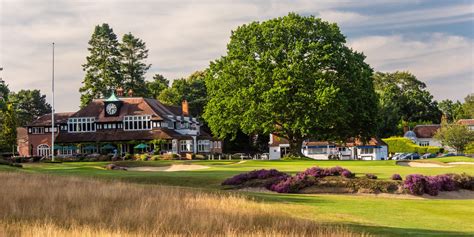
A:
[382, 137, 442, 154]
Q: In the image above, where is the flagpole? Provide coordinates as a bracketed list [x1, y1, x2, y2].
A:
[51, 42, 55, 162]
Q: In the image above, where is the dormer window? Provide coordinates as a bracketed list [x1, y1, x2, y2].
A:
[68, 117, 96, 133]
[123, 115, 151, 131]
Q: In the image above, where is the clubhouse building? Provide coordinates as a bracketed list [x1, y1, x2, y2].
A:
[17, 90, 222, 157]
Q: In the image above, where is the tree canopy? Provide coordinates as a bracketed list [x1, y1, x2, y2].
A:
[9, 89, 51, 126]
[120, 32, 151, 97]
[204, 13, 378, 155]
[146, 74, 169, 99]
[158, 71, 207, 117]
[434, 123, 474, 153]
[80, 23, 122, 106]
[373, 71, 442, 137]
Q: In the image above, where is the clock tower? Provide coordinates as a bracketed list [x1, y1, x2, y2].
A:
[104, 92, 122, 117]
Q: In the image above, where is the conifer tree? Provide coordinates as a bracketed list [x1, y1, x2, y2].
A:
[119, 33, 151, 97]
[80, 23, 122, 107]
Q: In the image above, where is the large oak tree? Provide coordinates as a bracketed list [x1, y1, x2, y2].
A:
[204, 13, 378, 156]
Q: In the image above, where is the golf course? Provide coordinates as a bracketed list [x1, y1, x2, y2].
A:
[1, 156, 473, 236]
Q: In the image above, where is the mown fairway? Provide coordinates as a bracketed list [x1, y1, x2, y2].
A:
[1, 157, 473, 236]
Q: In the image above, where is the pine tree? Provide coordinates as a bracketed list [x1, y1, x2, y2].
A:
[119, 33, 151, 97]
[80, 23, 122, 107]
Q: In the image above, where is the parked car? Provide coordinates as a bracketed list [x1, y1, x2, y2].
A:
[391, 153, 404, 160]
[260, 153, 269, 160]
[439, 153, 456, 157]
[421, 153, 436, 159]
[400, 153, 420, 160]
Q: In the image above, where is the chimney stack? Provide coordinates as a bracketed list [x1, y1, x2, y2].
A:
[127, 89, 134, 97]
[182, 100, 189, 116]
[116, 87, 124, 97]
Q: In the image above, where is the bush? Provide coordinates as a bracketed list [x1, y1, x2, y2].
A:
[449, 173, 474, 190]
[403, 174, 426, 195]
[162, 153, 179, 160]
[123, 153, 132, 160]
[139, 154, 148, 161]
[341, 170, 354, 178]
[383, 137, 441, 154]
[194, 154, 206, 160]
[404, 174, 461, 196]
[222, 169, 289, 186]
[365, 174, 377, 179]
[391, 174, 402, 181]
[269, 166, 354, 193]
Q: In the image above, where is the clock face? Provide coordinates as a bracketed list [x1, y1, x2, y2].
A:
[106, 103, 118, 115]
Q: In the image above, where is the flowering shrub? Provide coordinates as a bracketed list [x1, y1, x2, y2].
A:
[365, 174, 377, 179]
[341, 170, 354, 178]
[391, 174, 402, 181]
[404, 174, 426, 195]
[222, 169, 288, 186]
[404, 174, 460, 196]
[269, 166, 353, 193]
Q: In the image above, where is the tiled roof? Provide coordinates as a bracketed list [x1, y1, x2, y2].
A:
[458, 119, 474, 126]
[27, 112, 75, 126]
[56, 128, 190, 143]
[413, 125, 441, 138]
[71, 97, 184, 122]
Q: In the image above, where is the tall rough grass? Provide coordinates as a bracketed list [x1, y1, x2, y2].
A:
[0, 173, 365, 236]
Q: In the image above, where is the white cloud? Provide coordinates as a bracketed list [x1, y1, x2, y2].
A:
[348, 33, 474, 101]
[0, 0, 473, 111]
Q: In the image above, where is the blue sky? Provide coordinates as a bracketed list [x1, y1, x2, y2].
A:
[0, 0, 473, 111]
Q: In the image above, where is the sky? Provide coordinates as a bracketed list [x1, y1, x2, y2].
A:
[0, 0, 473, 112]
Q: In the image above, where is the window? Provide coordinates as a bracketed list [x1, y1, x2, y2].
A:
[180, 140, 193, 152]
[37, 144, 50, 157]
[360, 148, 374, 154]
[32, 127, 45, 134]
[123, 115, 151, 131]
[68, 117, 96, 133]
[307, 147, 327, 154]
[419, 141, 429, 147]
[198, 140, 210, 152]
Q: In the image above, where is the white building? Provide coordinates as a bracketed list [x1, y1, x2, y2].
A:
[269, 134, 388, 160]
[403, 124, 442, 147]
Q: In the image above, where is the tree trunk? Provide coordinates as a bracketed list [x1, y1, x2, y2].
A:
[287, 136, 304, 157]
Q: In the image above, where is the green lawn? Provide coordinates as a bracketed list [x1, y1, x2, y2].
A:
[1, 156, 473, 236]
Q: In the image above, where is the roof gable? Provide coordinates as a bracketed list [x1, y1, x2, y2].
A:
[413, 125, 440, 138]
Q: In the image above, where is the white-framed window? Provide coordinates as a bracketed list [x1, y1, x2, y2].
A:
[68, 117, 96, 133]
[307, 147, 327, 154]
[419, 141, 429, 147]
[37, 144, 50, 157]
[32, 127, 45, 134]
[123, 115, 151, 131]
[198, 140, 210, 152]
[180, 140, 193, 152]
[360, 148, 374, 154]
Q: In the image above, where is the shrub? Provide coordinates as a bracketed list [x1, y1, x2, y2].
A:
[449, 173, 474, 190]
[194, 154, 206, 160]
[139, 154, 148, 161]
[222, 169, 289, 186]
[270, 175, 315, 193]
[365, 174, 377, 179]
[404, 174, 426, 195]
[391, 174, 402, 181]
[383, 137, 441, 154]
[123, 153, 132, 160]
[341, 170, 354, 178]
[150, 155, 162, 161]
